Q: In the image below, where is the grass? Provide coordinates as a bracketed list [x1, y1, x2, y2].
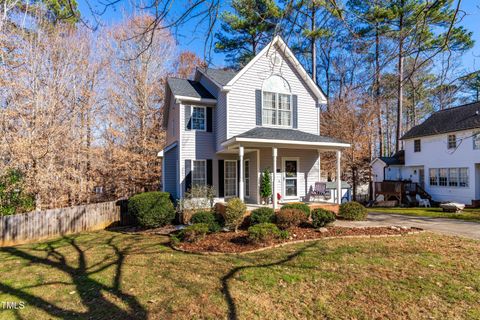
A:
[0, 230, 479, 319]
[369, 207, 480, 222]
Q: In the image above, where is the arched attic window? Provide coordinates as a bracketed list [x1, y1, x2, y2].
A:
[262, 75, 292, 127]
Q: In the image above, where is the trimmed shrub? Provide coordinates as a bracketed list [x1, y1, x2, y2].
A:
[311, 208, 336, 228]
[281, 203, 310, 217]
[248, 223, 288, 243]
[339, 201, 368, 221]
[191, 210, 221, 232]
[250, 207, 275, 225]
[224, 197, 247, 232]
[176, 223, 210, 242]
[128, 192, 175, 228]
[276, 208, 308, 229]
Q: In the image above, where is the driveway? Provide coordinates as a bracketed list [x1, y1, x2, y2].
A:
[335, 212, 480, 240]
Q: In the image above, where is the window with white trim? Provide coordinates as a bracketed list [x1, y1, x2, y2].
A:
[429, 167, 469, 188]
[191, 106, 206, 131]
[429, 168, 437, 186]
[224, 160, 237, 197]
[473, 132, 480, 150]
[414, 139, 421, 152]
[192, 160, 206, 186]
[447, 134, 456, 149]
[262, 75, 292, 127]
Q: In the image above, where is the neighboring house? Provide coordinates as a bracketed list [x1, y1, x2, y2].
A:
[159, 36, 350, 209]
[372, 101, 480, 205]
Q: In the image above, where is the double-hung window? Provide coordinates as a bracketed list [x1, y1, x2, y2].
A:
[429, 167, 469, 188]
[191, 106, 206, 131]
[473, 132, 480, 150]
[262, 91, 291, 126]
[414, 139, 421, 152]
[192, 160, 206, 186]
[447, 134, 456, 149]
[429, 168, 437, 186]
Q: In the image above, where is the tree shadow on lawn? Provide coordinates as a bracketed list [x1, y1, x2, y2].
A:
[0, 235, 149, 319]
[221, 241, 319, 320]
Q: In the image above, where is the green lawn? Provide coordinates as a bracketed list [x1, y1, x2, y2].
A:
[0, 230, 479, 319]
[369, 207, 480, 222]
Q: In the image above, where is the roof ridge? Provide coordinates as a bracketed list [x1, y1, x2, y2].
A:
[434, 100, 480, 113]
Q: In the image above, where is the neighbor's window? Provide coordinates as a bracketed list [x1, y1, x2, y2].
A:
[448, 168, 458, 187]
[192, 160, 206, 186]
[447, 134, 457, 149]
[459, 168, 469, 187]
[191, 106, 206, 131]
[473, 133, 480, 150]
[414, 139, 421, 152]
[438, 168, 448, 186]
[429, 168, 437, 186]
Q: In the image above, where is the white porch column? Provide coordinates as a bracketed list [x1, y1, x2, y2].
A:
[272, 147, 278, 210]
[336, 150, 342, 204]
[239, 145, 244, 201]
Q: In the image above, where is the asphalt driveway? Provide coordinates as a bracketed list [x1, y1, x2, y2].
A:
[335, 212, 480, 240]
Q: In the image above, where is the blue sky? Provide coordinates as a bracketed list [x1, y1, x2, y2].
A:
[77, 0, 480, 70]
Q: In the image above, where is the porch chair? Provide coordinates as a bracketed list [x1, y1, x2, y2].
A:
[416, 194, 431, 208]
[310, 182, 326, 202]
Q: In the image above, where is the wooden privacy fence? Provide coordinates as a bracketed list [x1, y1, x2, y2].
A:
[0, 200, 132, 247]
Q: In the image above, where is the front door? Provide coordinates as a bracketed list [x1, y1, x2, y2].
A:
[283, 159, 298, 199]
[419, 168, 425, 189]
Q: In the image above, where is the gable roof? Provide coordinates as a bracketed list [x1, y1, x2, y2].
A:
[236, 127, 345, 144]
[401, 101, 480, 140]
[378, 150, 405, 166]
[198, 68, 237, 86]
[224, 36, 327, 104]
[167, 77, 215, 100]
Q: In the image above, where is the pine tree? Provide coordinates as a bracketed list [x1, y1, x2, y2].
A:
[260, 168, 272, 203]
[214, 0, 281, 68]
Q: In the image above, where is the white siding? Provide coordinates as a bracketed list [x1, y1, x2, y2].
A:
[227, 45, 319, 141]
[257, 148, 319, 201]
[215, 92, 227, 151]
[404, 129, 480, 204]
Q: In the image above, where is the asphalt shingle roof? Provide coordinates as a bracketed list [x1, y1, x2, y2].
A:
[167, 78, 215, 99]
[401, 101, 480, 140]
[378, 151, 405, 166]
[201, 68, 237, 86]
[236, 127, 347, 144]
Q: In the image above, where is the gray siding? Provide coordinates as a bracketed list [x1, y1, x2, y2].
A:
[163, 145, 179, 200]
[165, 96, 180, 146]
[199, 74, 220, 98]
[227, 45, 320, 140]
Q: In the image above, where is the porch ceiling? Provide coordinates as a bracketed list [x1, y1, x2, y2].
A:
[221, 127, 350, 151]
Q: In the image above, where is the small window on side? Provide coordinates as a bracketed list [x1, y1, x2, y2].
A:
[447, 135, 456, 149]
[473, 133, 480, 150]
[414, 139, 421, 152]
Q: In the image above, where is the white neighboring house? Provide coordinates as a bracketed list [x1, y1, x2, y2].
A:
[372, 102, 480, 206]
[158, 36, 351, 209]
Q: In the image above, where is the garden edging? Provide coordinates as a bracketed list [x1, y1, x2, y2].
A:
[171, 228, 425, 255]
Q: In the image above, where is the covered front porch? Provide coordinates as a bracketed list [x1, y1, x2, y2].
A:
[219, 127, 350, 210]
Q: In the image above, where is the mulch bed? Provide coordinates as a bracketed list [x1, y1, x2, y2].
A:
[174, 226, 423, 254]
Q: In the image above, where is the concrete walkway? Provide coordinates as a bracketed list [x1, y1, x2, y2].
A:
[335, 212, 480, 240]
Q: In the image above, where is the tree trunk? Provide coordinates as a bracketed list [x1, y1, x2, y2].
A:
[374, 24, 383, 157]
[311, 3, 316, 84]
[396, 7, 404, 153]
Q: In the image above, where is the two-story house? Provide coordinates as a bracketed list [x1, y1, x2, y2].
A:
[159, 36, 350, 209]
[372, 101, 480, 205]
